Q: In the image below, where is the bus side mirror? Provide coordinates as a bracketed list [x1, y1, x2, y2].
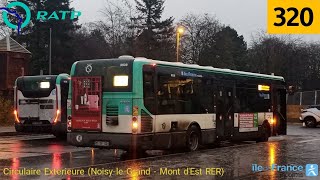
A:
[288, 86, 295, 95]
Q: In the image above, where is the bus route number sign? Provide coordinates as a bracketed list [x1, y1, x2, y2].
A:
[267, 0, 320, 34]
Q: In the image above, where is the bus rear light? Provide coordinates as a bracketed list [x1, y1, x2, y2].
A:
[133, 121, 138, 129]
[14, 110, 20, 123]
[53, 110, 60, 124]
[132, 116, 138, 133]
[67, 120, 72, 132]
[270, 118, 276, 125]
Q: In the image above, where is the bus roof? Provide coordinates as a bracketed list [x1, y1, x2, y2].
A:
[72, 57, 284, 82]
[16, 75, 58, 80]
[16, 74, 69, 83]
[134, 57, 285, 82]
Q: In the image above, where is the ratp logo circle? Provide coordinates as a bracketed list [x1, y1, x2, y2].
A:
[1, 1, 31, 33]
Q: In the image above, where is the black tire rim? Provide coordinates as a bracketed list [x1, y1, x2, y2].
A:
[189, 131, 199, 151]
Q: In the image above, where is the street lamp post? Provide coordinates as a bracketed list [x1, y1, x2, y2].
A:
[176, 26, 184, 62]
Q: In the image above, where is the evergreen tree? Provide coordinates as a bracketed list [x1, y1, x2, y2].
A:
[10, 0, 80, 75]
[199, 26, 247, 70]
[134, 0, 175, 61]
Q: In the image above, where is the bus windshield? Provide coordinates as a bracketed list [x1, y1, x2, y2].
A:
[74, 59, 133, 92]
[16, 76, 57, 98]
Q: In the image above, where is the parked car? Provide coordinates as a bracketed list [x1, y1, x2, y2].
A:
[300, 105, 320, 128]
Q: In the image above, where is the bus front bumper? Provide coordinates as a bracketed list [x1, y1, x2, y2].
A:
[67, 132, 154, 150]
[14, 122, 52, 133]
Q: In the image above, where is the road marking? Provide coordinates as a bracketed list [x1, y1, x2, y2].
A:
[297, 138, 320, 143]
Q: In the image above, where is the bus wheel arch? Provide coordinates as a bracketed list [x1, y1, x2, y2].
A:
[185, 122, 201, 151]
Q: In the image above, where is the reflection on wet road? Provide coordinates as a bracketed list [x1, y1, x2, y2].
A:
[0, 124, 319, 179]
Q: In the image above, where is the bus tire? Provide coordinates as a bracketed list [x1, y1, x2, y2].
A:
[305, 117, 317, 128]
[186, 125, 200, 151]
[15, 125, 24, 133]
[54, 134, 67, 139]
[256, 123, 270, 143]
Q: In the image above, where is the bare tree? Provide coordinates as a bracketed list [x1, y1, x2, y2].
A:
[179, 13, 222, 64]
[96, 0, 137, 57]
[0, 0, 10, 38]
[247, 33, 310, 89]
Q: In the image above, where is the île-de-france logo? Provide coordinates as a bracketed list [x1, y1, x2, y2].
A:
[306, 164, 318, 177]
[0, 1, 31, 34]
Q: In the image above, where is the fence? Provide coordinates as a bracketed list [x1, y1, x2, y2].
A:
[287, 90, 320, 106]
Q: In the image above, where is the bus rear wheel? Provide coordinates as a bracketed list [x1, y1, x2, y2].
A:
[257, 123, 270, 143]
[186, 125, 200, 151]
[15, 125, 24, 133]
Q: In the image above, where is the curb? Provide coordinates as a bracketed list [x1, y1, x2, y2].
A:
[0, 132, 27, 136]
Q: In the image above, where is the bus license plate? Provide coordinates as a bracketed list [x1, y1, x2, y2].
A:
[94, 141, 110, 147]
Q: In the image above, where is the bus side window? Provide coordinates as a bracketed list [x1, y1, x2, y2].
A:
[143, 73, 154, 98]
[143, 71, 156, 114]
[157, 75, 174, 114]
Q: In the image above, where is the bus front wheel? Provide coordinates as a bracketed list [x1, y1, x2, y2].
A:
[186, 125, 200, 151]
[256, 123, 270, 143]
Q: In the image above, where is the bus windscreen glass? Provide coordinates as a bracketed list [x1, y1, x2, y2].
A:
[74, 59, 133, 92]
[17, 76, 56, 98]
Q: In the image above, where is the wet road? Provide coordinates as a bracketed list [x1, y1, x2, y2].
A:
[0, 124, 319, 180]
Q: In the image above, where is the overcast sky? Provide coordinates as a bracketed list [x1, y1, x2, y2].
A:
[72, 0, 320, 44]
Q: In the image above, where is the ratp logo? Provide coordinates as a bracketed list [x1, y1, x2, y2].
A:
[85, 64, 93, 74]
[1, 1, 81, 35]
[306, 164, 318, 177]
[0, 1, 31, 34]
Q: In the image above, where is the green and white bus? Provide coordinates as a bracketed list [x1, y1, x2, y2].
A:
[14, 74, 70, 137]
[67, 56, 287, 151]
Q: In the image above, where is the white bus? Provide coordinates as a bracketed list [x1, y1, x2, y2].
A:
[14, 74, 70, 137]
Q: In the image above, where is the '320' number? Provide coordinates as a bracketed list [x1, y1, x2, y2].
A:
[274, 7, 313, 27]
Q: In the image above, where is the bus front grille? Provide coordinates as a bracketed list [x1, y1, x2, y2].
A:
[106, 106, 118, 116]
[141, 110, 153, 132]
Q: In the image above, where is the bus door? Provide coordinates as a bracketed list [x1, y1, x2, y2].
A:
[216, 83, 234, 139]
[60, 79, 70, 123]
[275, 88, 287, 135]
[72, 77, 102, 131]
